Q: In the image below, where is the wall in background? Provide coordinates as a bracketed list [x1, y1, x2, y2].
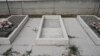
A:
[0, 0, 100, 16]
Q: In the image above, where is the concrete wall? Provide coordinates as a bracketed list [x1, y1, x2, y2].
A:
[0, 0, 100, 15]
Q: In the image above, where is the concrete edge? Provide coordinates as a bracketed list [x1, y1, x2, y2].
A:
[36, 15, 69, 46]
[0, 15, 29, 44]
[77, 15, 100, 45]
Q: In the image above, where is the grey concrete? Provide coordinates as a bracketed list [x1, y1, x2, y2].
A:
[0, 18, 68, 56]
[0, 0, 100, 15]
[0, 17, 100, 56]
[36, 15, 69, 45]
[12, 18, 41, 45]
[31, 46, 68, 56]
[0, 15, 29, 44]
[77, 15, 100, 45]
[63, 18, 100, 56]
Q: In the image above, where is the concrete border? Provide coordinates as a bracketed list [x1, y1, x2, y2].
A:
[77, 15, 100, 45]
[0, 15, 29, 44]
[36, 15, 69, 46]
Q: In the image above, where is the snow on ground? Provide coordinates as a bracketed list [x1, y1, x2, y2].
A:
[63, 18, 100, 56]
[0, 17, 100, 56]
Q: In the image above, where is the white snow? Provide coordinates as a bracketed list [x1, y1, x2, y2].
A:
[0, 17, 100, 56]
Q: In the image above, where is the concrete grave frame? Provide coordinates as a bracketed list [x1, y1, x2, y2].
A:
[0, 15, 29, 44]
[36, 15, 69, 46]
[77, 15, 100, 45]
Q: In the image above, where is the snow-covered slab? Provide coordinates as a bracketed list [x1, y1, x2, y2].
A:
[63, 18, 99, 56]
[77, 15, 100, 45]
[36, 15, 69, 45]
[0, 15, 29, 44]
[31, 46, 68, 56]
[0, 45, 11, 55]
[12, 18, 41, 45]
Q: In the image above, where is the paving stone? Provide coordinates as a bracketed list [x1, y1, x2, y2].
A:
[63, 18, 99, 56]
[12, 45, 32, 55]
[0, 45, 12, 55]
[31, 46, 68, 56]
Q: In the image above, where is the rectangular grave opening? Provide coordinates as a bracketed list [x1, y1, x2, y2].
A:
[41, 19, 63, 38]
[36, 15, 69, 45]
[43, 19, 60, 28]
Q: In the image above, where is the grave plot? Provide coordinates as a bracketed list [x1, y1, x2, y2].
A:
[36, 15, 69, 45]
[77, 15, 100, 45]
[0, 15, 29, 44]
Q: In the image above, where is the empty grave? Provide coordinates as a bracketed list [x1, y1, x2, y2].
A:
[36, 15, 69, 45]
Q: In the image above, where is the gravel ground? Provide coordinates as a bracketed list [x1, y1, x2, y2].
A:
[81, 16, 100, 38]
[9, 16, 25, 27]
